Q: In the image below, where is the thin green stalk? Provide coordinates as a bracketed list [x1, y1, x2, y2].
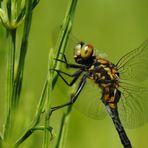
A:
[0, 134, 2, 148]
[3, 0, 33, 142]
[55, 85, 76, 148]
[10, 29, 16, 108]
[0, 0, 2, 7]
[15, 125, 53, 147]
[31, 126, 53, 134]
[43, 0, 78, 147]
[13, 0, 33, 108]
[6, 0, 12, 22]
[53, 0, 78, 73]
[4, 29, 16, 141]
[32, 0, 40, 9]
[1, 0, 41, 146]
[6, 30, 15, 112]
[55, 105, 72, 148]
[43, 68, 53, 148]
[15, 80, 48, 147]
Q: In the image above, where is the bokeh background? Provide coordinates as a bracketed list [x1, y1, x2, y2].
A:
[0, 0, 148, 147]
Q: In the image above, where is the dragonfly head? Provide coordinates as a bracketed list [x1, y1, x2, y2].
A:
[74, 42, 94, 64]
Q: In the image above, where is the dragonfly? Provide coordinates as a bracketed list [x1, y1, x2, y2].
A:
[51, 40, 148, 148]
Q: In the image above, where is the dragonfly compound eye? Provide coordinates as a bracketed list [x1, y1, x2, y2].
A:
[81, 44, 94, 59]
[74, 42, 94, 64]
[74, 44, 81, 57]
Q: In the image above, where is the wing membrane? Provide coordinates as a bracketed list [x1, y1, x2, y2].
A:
[116, 40, 148, 82]
[118, 82, 148, 128]
[116, 40, 148, 128]
[74, 78, 107, 120]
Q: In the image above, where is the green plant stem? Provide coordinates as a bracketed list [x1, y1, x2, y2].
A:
[4, 29, 16, 141]
[55, 105, 72, 148]
[7, 31, 15, 108]
[55, 88, 76, 148]
[13, 0, 33, 108]
[0, 134, 2, 148]
[15, 125, 53, 147]
[43, 74, 53, 148]
[15, 80, 48, 147]
[32, 0, 40, 9]
[52, 0, 78, 74]
[3, 0, 33, 143]
[15, 0, 77, 147]
[43, 0, 78, 147]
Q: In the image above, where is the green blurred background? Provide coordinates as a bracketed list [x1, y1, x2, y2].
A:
[0, 0, 148, 147]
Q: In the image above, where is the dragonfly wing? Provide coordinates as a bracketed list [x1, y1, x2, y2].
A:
[74, 78, 107, 120]
[118, 82, 148, 129]
[116, 40, 148, 82]
[116, 40, 148, 128]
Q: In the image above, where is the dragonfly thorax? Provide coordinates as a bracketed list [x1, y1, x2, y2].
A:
[87, 58, 119, 88]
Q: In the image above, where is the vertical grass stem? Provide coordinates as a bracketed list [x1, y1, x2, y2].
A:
[43, 0, 78, 147]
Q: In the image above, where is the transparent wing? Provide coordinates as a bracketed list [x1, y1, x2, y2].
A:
[116, 40, 148, 128]
[94, 48, 108, 59]
[118, 82, 148, 129]
[73, 78, 107, 120]
[116, 40, 148, 82]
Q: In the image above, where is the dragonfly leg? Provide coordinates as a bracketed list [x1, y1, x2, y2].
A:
[51, 75, 87, 112]
[54, 53, 86, 69]
[50, 69, 83, 86]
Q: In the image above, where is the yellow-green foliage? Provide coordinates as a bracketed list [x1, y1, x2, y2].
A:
[0, 0, 148, 148]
